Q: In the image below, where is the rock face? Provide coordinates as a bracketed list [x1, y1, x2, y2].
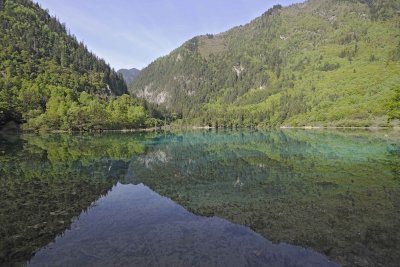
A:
[117, 68, 140, 86]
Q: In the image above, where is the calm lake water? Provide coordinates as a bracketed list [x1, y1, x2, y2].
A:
[1, 129, 399, 266]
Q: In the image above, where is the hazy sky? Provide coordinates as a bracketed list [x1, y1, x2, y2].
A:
[33, 0, 303, 70]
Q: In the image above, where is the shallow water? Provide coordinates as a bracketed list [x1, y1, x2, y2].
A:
[0, 129, 399, 266]
[28, 183, 336, 267]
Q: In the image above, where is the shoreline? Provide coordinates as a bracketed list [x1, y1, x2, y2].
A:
[52, 125, 400, 133]
[280, 126, 400, 130]
[49, 127, 161, 134]
[4, 125, 399, 135]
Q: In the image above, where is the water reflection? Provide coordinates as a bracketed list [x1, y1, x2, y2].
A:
[0, 130, 399, 266]
[29, 183, 336, 267]
[0, 133, 142, 264]
[127, 130, 400, 266]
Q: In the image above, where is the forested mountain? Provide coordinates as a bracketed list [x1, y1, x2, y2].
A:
[130, 0, 400, 127]
[0, 0, 155, 131]
[117, 68, 140, 86]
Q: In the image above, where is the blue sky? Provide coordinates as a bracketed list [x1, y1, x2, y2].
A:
[34, 0, 303, 70]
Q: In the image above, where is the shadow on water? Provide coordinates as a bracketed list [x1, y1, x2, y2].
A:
[0, 129, 399, 266]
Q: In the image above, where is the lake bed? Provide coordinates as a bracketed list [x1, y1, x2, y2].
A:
[1, 129, 399, 266]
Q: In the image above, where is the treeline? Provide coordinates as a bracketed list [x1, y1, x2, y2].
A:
[22, 85, 158, 131]
[0, 0, 137, 130]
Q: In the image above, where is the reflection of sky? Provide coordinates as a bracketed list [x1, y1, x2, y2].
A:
[33, 0, 303, 70]
[29, 183, 337, 267]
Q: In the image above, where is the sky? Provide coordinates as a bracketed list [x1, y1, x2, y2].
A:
[33, 0, 303, 70]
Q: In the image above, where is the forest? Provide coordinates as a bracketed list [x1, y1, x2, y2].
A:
[131, 0, 400, 128]
[1, 0, 399, 131]
[0, 0, 161, 131]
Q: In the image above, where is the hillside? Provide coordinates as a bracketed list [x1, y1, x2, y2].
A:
[0, 0, 154, 131]
[117, 68, 140, 86]
[130, 0, 400, 127]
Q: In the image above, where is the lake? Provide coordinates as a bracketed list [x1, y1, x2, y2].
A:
[1, 129, 399, 266]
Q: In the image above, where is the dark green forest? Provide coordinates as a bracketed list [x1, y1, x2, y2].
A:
[0, 0, 160, 131]
[1, 0, 399, 131]
[131, 0, 400, 128]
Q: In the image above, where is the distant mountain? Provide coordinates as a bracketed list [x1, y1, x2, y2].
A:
[130, 0, 400, 127]
[117, 68, 140, 86]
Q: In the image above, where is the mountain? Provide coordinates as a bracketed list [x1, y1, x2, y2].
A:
[130, 0, 400, 127]
[0, 0, 156, 131]
[117, 68, 140, 86]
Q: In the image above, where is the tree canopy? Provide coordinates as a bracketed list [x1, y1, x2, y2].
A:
[130, 0, 400, 127]
[0, 0, 160, 131]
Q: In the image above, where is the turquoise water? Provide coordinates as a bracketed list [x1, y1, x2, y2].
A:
[0, 129, 399, 266]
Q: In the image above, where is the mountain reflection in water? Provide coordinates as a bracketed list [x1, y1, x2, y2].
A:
[28, 183, 337, 267]
[1, 130, 399, 266]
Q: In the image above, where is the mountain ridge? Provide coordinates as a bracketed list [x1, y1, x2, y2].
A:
[117, 68, 140, 86]
[0, 0, 156, 131]
[130, 0, 400, 127]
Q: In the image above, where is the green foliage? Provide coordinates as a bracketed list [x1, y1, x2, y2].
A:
[358, 0, 400, 20]
[0, 0, 129, 129]
[318, 62, 341, 72]
[388, 86, 400, 121]
[130, 0, 400, 127]
[392, 41, 400, 61]
[23, 87, 153, 131]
